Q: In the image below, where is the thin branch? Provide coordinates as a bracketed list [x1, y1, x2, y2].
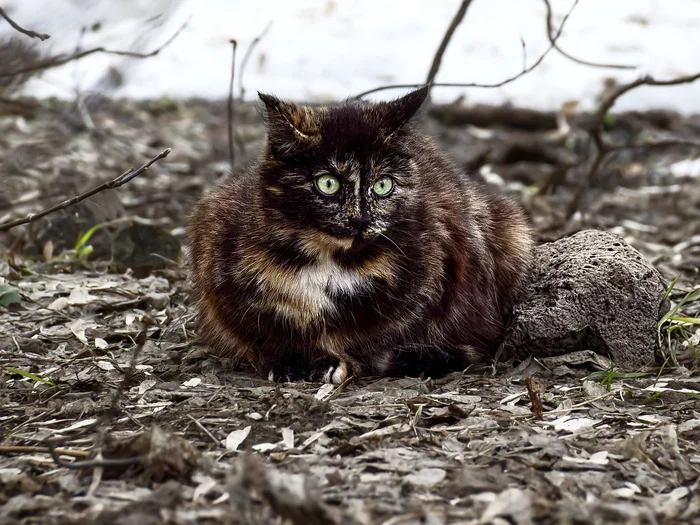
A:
[0, 445, 90, 458]
[0, 17, 189, 79]
[0, 6, 50, 40]
[425, 0, 473, 88]
[354, 0, 580, 99]
[228, 39, 238, 171]
[46, 442, 143, 470]
[0, 149, 171, 232]
[239, 21, 273, 100]
[567, 72, 700, 218]
[520, 38, 527, 71]
[605, 138, 700, 152]
[542, 0, 635, 70]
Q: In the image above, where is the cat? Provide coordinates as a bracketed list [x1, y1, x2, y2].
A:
[187, 86, 533, 384]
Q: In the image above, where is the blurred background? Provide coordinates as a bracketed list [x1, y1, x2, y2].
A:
[2, 0, 700, 111]
[2, 0, 700, 278]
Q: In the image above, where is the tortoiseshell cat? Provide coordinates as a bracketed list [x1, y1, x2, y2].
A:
[188, 87, 533, 384]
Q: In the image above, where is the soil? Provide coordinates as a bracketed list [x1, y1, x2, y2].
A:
[1, 96, 699, 524]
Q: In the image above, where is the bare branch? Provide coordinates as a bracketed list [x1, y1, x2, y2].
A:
[425, 0, 473, 88]
[228, 39, 237, 171]
[239, 21, 273, 100]
[354, 0, 580, 99]
[0, 149, 171, 232]
[542, 0, 635, 70]
[0, 6, 50, 41]
[0, 17, 189, 79]
[567, 72, 700, 217]
[605, 138, 700, 152]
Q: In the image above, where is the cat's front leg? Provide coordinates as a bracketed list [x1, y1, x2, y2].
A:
[266, 354, 352, 384]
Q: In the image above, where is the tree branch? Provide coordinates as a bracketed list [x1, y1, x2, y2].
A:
[238, 21, 273, 100]
[567, 72, 700, 218]
[542, 0, 635, 70]
[0, 6, 50, 41]
[354, 0, 579, 99]
[0, 149, 171, 232]
[0, 17, 189, 78]
[425, 0, 473, 88]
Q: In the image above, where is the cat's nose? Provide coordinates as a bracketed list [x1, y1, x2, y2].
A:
[348, 215, 371, 232]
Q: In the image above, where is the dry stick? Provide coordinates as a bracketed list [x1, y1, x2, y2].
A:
[566, 72, 700, 218]
[0, 445, 91, 458]
[0, 148, 171, 232]
[0, 6, 50, 40]
[238, 21, 273, 100]
[0, 17, 189, 78]
[228, 39, 237, 171]
[425, 0, 473, 90]
[46, 332, 149, 470]
[354, 0, 580, 99]
[542, 0, 635, 70]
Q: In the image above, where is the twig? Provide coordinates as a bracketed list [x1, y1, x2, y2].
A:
[46, 443, 143, 470]
[606, 138, 700, 152]
[239, 21, 272, 100]
[425, 0, 473, 89]
[187, 414, 221, 447]
[354, 0, 579, 99]
[0, 149, 171, 232]
[0, 445, 90, 458]
[0, 6, 50, 40]
[106, 331, 147, 416]
[0, 17, 189, 78]
[44, 332, 149, 470]
[542, 0, 635, 70]
[228, 39, 237, 171]
[567, 72, 700, 218]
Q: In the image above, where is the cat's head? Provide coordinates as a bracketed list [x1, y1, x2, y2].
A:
[256, 87, 429, 249]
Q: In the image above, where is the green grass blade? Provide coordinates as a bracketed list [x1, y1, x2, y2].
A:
[5, 367, 55, 386]
[74, 224, 103, 251]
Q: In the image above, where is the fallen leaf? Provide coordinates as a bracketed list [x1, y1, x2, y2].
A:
[403, 467, 446, 487]
[225, 426, 251, 451]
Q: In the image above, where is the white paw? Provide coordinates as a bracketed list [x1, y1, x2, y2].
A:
[322, 361, 349, 385]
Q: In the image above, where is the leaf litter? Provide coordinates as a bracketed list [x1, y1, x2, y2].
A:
[0, 97, 699, 524]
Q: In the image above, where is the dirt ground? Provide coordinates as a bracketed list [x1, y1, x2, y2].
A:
[1, 96, 699, 524]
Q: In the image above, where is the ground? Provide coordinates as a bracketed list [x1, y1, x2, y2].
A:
[0, 97, 699, 524]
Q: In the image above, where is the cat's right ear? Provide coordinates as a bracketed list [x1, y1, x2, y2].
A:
[258, 93, 321, 157]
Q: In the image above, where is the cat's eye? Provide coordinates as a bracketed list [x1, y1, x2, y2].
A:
[372, 176, 394, 197]
[315, 174, 341, 195]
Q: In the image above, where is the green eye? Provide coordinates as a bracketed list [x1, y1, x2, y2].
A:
[373, 176, 394, 197]
[315, 174, 341, 195]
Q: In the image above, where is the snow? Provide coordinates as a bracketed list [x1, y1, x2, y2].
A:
[2, 0, 700, 112]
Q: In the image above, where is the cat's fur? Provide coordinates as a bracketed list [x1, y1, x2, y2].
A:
[188, 87, 533, 383]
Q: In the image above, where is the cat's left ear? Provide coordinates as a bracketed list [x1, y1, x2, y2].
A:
[383, 86, 429, 133]
[258, 93, 321, 157]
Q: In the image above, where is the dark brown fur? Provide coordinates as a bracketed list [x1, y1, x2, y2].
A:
[188, 87, 533, 383]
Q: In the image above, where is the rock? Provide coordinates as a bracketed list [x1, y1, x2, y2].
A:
[502, 229, 668, 370]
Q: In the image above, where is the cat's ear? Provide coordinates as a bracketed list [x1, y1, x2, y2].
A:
[382, 86, 429, 133]
[258, 93, 321, 157]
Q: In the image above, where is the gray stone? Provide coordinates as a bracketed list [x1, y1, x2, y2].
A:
[502, 229, 668, 370]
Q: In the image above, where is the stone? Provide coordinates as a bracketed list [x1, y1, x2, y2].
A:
[502, 229, 668, 370]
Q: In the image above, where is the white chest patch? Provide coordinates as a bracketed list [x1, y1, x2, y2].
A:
[267, 257, 365, 322]
[297, 258, 363, 308]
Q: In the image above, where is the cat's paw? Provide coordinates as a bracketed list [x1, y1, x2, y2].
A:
[321, 360, 350, 385]
[267, 356, 349, 384]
